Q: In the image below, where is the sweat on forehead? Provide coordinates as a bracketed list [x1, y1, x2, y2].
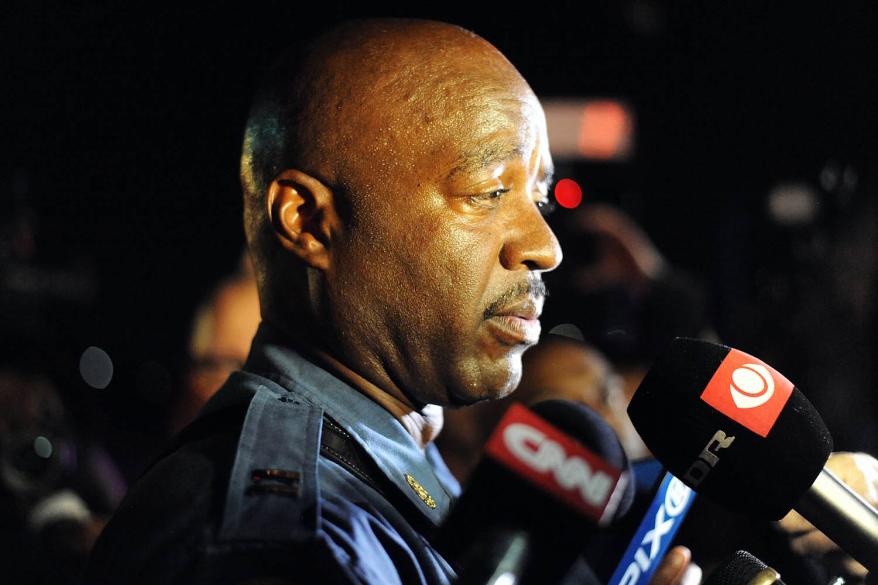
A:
[256, 22, 525, 178]
[308, 21, 529, 170]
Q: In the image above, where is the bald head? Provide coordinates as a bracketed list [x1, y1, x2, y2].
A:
[241, 19, 535, 314]
[242, 19, 525, 193]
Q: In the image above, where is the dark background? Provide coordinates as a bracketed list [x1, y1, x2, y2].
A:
[3, 2, 877, 476]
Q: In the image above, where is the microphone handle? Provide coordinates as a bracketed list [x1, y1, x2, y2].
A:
[702, 551, 786, 585]
[794, 467, 878, 571]
[746, 568, 785, 585]
[456, 529, 530, 585]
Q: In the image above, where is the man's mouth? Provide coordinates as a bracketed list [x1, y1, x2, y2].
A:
[486, 297, 543, 345]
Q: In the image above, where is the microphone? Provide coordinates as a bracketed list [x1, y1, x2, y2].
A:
[627, 337, 878, 571]
[604, 469, 697, 585]
[703, 551, 786, 585]
[435, 399, 635, 585]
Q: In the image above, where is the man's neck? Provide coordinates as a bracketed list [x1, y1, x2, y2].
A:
[308, 347, 444, 450]
[261, 317, 444, 449]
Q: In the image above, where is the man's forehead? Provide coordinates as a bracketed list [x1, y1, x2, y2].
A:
[443, 100, 553, 178]
[302, 19, 548, 188]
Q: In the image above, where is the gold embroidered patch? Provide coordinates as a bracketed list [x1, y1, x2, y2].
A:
[404, 473, 437, 509]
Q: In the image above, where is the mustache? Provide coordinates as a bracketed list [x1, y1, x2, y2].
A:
[483, 276, 548, 320]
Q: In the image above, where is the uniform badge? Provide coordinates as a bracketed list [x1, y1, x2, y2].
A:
[404, 473, 437, 509]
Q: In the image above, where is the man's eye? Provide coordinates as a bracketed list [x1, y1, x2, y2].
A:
[536, 197, 556, 217]
[468, 188, 510, 207]
[484, 188, 510, 200]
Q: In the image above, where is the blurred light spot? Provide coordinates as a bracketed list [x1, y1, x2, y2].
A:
[544, 98, 634, 161]
[494, 574, 516, 585]
[548, 323, 585, 341]
[577, 100, 634, 160]
[767, 182, 819, 226]
[33, 436, 53, 459]
[80, 346, 113, 389]
[554, 178, 583, 209]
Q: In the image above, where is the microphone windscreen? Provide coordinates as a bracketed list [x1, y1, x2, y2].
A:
[529, 399, 635, 518]
[627, 338, 832, 520]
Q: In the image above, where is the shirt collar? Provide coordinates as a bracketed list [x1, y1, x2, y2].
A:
[242, 321, 459, 525]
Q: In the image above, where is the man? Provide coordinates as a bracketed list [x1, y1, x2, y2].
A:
[86, 18, 558, 585]
[86, 18, 691, 585]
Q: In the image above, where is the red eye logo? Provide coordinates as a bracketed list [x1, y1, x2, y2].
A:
[700, 349, 794, 438]
[729, 364, 775, 409]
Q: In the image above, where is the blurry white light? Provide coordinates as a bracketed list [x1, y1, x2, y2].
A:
[33, 436, 53, 459]
[80, 346, 114, 389]
[767, 182, 819, 226]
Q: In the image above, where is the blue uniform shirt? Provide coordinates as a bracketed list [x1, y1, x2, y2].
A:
[85, 322, 461, 584]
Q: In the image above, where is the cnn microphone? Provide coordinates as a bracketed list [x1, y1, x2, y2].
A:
[435, 400, 635, 585]
[627, 337, 878, 571]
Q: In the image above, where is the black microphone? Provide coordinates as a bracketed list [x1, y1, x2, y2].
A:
[627, 337, 878, 571]
[435, 399, 635, 585]
[703, 551, 786, 585]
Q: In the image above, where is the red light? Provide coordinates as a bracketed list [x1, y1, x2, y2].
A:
[554, 178, 582, 209]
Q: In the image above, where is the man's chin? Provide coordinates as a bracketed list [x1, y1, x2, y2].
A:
[446, 376, 520, 408]
[445, 392, 494, 408]
[440, 352, 523, 407]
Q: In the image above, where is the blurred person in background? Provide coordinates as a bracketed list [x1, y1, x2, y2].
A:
[169, 252, 260, 434]
[542, 203, 715, 402]
[744, 165, 878, 455]
[512, 333, 648, 460]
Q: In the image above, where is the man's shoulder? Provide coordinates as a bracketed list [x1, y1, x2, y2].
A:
[109, 369, 325, 526]
[86, 369, 456, 584]
[85, 372, 330, 583]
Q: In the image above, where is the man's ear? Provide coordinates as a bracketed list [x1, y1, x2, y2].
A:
[266, 169, 339, 271]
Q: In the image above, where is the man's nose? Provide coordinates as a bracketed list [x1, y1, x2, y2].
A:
[499, 197, 563, 272]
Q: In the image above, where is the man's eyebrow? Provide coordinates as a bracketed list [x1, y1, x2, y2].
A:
[446, 143, 525, 179]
